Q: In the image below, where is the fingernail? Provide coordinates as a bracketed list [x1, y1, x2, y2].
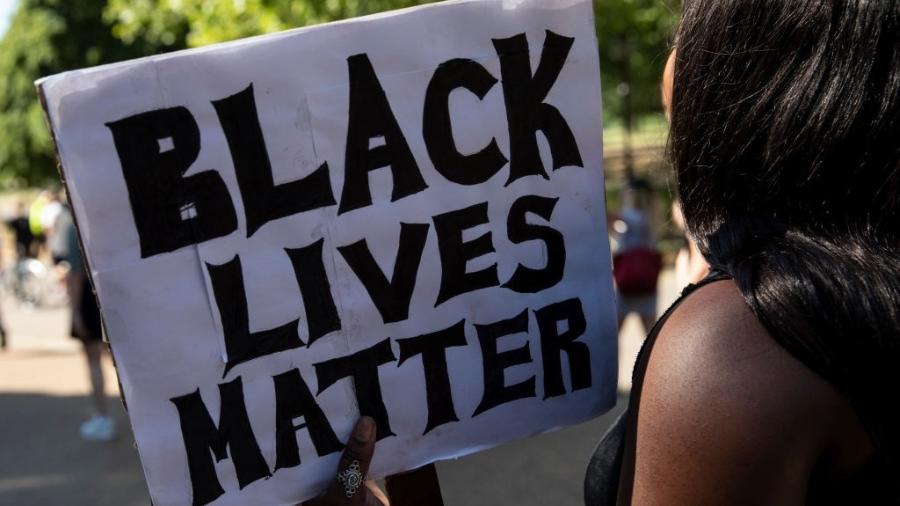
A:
[353, 416, 375, 443]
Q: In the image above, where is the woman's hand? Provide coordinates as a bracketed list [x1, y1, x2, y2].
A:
[303, 417, 389, 506]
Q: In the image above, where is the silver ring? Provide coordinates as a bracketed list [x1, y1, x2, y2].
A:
[337, 460, 364, 498]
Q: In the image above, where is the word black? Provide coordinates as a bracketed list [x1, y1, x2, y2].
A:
[106, 30, 582, 258]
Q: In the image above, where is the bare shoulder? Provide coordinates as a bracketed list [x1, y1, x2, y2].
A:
[647, 280, 843, 420]
[630, 280, 857, 505]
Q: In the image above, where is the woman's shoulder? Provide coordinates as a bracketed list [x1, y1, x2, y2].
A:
[651, 279, 838, 408]
[629, 279, 871, 504]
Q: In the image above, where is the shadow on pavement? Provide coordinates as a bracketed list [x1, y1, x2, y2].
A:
[438, 393, 629, 506]
[0, 393, 148, 506]
[0, 391, 629, 506]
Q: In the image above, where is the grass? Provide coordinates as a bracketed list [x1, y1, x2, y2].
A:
[602, 114, 669, 153]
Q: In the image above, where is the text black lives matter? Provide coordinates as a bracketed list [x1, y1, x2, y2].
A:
[105, 30, 595, 506]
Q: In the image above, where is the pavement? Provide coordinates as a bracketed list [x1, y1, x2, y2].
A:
[0, 270, 679, 506]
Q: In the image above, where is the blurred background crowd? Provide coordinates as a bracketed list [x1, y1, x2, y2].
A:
[0, 1, 686, 505]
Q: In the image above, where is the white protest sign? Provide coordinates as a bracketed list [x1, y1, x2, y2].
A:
[38, 0, 617, 503]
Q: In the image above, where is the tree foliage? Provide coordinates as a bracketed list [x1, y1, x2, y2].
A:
[0, 0, 676, 185]
[595, 0, 678, 123]
[104, 0, 677, 123]
[0, 0, 184, 185]
[0, 4, 61, 186]
[103, 0, 433, 48]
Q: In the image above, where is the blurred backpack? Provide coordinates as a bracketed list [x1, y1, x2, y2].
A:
[613, 247, 662, 297]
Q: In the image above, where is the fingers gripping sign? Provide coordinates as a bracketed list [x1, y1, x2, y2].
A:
[304, 417, 388, 506]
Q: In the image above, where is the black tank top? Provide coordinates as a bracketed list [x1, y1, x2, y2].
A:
[584, 271, 898, 505]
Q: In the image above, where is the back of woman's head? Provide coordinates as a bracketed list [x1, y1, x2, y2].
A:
[670, 0, 899, 474]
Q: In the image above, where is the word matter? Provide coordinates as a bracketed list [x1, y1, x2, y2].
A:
[172, 297, 590, 506]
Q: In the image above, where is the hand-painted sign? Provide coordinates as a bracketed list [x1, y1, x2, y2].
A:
[38, 0, 617, 504]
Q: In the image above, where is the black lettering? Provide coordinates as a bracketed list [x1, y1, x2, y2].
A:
[272, 368, 343, 471]
[314, 338, 397, 440]
[472, 310, 536, 416]
[106, 107, 237, 258]
[535, 297, 591, 398]
[396, 320, 468, 434]
[285, 240, 342, 346]
[212, 84, 336, 236]
[337, 223, 429, 324]
[206, 255, 303, 375]
[492, 31, 583, 185]
[339, 54, 428, 214]
[170, 378, 271, 506]
[502, 195, 566, 292]
[433, 202, 499, 306]
[423, 58, 507, 185]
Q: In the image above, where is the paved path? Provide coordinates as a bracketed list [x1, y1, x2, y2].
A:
[0, 296, 146, 506]
[0, 271, 678, 506]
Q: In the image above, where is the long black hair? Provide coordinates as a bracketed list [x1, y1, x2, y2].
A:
[670, 0, 899, 479]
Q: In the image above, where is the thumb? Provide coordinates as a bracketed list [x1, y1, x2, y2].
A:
[321, 416, 377, 505]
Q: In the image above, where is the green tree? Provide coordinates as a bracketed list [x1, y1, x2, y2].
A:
[596, 0, 678, 124]
[0, 0, 184, 185]
[104, 0, 678, 128]
[0, 0, 676, 185]
[104, 0, 432, 48]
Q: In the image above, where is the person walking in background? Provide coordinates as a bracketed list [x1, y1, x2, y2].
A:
[6, 201, 34, 259]
[27, 190, 49, 256]
[58, 201, 116, 442]
[610, 178, 662, 334]
[0, 208, 12, 348]
[39, 189, 63, 248]
[49, 193, 72, 267]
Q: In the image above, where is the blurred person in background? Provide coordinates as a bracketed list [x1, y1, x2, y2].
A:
[28, 189, 49, 255]
[610, 178, 662, 334]
[40, 188, 63, 247]
[49, 192, 72, 267]
[58, 198, 117, 442]
[0, 206, 13, 349]
[6, 201, 34, 259]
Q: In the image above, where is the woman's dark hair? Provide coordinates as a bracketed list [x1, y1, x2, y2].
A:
[670, 0, 899, 477]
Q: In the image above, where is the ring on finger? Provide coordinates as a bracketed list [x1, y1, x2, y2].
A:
[336, 460, 364, 498]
